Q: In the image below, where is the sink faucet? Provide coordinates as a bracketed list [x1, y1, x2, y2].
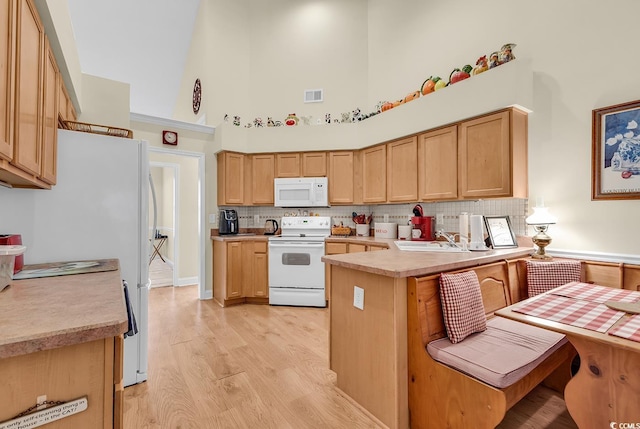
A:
[436, 230, 463, 249]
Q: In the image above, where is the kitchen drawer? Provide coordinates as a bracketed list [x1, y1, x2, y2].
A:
[254, 241, 268, 253]
[326, 242, 348, 254]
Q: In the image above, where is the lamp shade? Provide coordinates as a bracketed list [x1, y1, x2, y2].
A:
[526, 206, 557, 225]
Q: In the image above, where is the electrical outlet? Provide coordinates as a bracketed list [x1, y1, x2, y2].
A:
[254, 214, 260, 225]
[383, 214, 389, 223]
[353, 286, 364, 310]
[209, 213, 217, 224]
[436, 213, 444, 225]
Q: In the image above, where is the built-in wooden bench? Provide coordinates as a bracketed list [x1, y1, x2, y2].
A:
[407, 259, 577, 429]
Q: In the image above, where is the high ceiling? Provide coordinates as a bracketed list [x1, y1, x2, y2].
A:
[67, 0, 201, 119]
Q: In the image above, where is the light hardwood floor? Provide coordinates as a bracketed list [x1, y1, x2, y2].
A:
[149, 258, 173, 288]
[124, 286, 577, 428]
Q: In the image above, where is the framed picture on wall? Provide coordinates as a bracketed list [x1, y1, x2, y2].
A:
[592, 99, 640, 200]
[483, 216, 518, 248]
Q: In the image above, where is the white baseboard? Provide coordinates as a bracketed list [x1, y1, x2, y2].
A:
[202, 290, 213, 300]
[175, 276, 199, 287]
[549, 248, 640, 265]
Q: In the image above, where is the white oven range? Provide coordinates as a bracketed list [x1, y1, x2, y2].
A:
[268, 216, 331, 307]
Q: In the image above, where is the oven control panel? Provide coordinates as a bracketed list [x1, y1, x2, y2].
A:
[280, 216, 331, 229]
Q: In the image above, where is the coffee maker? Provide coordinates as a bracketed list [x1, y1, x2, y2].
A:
[410, 216, 435, 241]
[219, 209, 238, 235]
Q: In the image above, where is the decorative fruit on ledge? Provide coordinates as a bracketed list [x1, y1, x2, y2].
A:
[403, 90, 421, 103]
[381, 102, 394, 112]
[421, 76, 437, 95]
[434, 77, 447, 91]
[449, 65, 472, 85]
[285, 113, 299, 126]
[471, 55, 488, 75]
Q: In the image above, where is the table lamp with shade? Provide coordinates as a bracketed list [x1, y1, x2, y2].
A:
[526, 205, 557, 259]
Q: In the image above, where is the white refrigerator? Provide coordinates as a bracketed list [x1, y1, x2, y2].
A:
[0, 129, 151, 387]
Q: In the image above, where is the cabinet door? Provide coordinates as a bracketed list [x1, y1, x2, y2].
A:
[13, 0, 43, 176]
[418, 126, 458, 200]
[328, 151, 354, 204]
[362, 145, 386, 203]
[302, 152, 327, 177]
[458, 111, 511, 199]
[253, 242, 268, 297]
[276, 152, 300, 177]
[0, 0, 16, 160]
[325, 242, 348, 301]
[58, 77, 68, 124]
[226, 242, 243, 298]
[387, 136, 417, 202]
[251, 153, 274, 204]
[40, 38, 57, 185]
[217, 152, 244, 205]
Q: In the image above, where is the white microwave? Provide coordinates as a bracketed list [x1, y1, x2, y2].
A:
[274, 177, 329, 208]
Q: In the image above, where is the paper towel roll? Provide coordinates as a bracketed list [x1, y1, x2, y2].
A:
[470, 215, 484, 245]
[459, 213, 469, 245]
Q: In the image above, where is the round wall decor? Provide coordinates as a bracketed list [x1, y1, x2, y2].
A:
[192, 78, 202, 114]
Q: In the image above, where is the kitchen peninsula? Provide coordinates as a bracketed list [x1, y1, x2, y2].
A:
[322, 240, 532, 429]
[0, 261, 128, 429]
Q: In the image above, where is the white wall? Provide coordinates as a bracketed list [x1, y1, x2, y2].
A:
[177, 0, 640, 258]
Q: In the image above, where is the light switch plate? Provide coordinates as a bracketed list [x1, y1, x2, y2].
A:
[436, 213, 444, 225]
[209, 213, 216, 224]
[254, 214, 260, 225]
[353, 286, 364, 310]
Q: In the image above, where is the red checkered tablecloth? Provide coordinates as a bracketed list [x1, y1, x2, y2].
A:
[609, 315, 640, 342]
[513, 294, 626, 333]
[550, 282, 640, 303]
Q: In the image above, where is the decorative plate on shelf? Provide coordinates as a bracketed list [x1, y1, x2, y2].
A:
[192, 78, 202, 114]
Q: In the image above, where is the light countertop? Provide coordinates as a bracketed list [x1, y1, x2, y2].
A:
[0, 260, 128, 359]
[323, 236, 533, 278]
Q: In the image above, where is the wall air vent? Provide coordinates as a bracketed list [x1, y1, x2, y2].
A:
[304, 89, 323, 103]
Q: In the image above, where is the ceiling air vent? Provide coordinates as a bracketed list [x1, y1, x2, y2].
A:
[304, 89, 323, 103]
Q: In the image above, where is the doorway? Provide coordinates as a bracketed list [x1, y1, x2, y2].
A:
[149, 163, 177, 287]
[148, 147, 205, 299]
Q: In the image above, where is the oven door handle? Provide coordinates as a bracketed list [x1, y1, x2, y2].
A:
[268, 242, 325, 248]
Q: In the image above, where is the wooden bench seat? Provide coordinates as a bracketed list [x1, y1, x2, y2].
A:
[407, 260, 576, 429]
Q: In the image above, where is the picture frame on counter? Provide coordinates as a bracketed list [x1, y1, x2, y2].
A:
[484, 216, 518, 248]
[592, 99, 640, 200]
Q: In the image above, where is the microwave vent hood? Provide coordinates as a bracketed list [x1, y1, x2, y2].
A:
[274, 177, 329, 208]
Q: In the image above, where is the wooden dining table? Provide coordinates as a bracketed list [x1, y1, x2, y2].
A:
[496, 282, 640, 429]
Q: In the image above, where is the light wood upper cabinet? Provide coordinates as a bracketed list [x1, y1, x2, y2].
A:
[362, 144, 386, 203]
[276, 152, 300, 177]
[251, 153, 275, 205]
[302, 152, 327, 177]
[328, 151, 354, 204]
[387, 136, 417, 202]
[418, 125, 458, 201]
[40, 37, 57, 185]
[0, 0, 16, 161]
[458, 108, 527, 199]
[217, 151, 245, 205]
[13, 0, 44, 177]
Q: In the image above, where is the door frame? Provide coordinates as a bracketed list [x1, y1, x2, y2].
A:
[149, 146, 206, 300]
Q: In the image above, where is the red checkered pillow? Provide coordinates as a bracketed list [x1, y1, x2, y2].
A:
[439, 270, 487, 344]
[526, 260, 581, 297]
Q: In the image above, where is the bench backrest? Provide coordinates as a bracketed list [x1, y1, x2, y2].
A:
[413, 261, 513, 346]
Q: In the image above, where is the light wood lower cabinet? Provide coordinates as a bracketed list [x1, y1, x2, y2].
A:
[213, 239, 269, 307]
[0, 335, 124, 429]
[324, 241, 389, 301]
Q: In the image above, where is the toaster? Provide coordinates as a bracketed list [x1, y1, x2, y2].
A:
[219, 209, 238, 235]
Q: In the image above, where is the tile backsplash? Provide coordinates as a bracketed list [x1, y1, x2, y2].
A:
[225, 198, 529, 236]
